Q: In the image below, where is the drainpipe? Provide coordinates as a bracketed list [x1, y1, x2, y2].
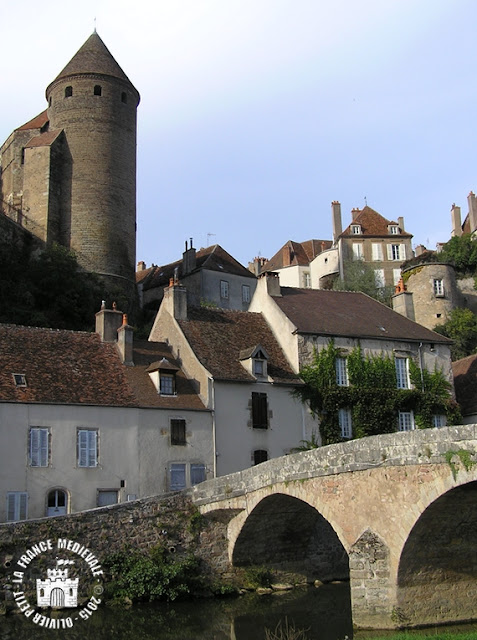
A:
[209, 377, 217, 478]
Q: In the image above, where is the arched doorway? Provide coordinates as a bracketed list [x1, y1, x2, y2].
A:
[46, 489, 68, 517]
[397, 481, 477, 626]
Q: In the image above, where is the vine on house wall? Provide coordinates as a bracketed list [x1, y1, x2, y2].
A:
[295, 341, 461, 445]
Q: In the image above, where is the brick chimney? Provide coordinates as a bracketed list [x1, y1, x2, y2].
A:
[283, 244, 293, 267]
[331, 201, 342, 243]
[451, 203, 462, 237]
[95, 302, 124, 342]
[468, 192, 477, 234]
[260, 271, 281, 297]
[351, 207, 360, 221]
[137, 261, 146, 271]
[182, 238, 197, 275]
[397, 216, 405, 232]
[163, 281, 188, 320]
[117, 314, 134, 366]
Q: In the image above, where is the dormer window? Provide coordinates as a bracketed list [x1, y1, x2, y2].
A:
[13, 373, 27, 387]
[240, 345, 269, 380]
[351, 225, 361, 235]
[389, 225, 399, 235]
[147, 357, 179, 396]
[160, 373, 175, 395]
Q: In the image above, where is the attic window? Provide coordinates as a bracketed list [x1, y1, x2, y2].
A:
[13, 373, 27, 387]
[253, 349, 267, 378]
[65, 86, 73, 98]
[389, 225, 399, 235]
[94, 85, 102, 96]
[160, 373, 176, 396]
[351, 225, 361, 235]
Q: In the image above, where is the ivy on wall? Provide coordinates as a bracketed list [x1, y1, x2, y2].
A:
[295, 341, 461, 445]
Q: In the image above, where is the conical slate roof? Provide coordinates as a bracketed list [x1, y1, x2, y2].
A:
[47, 31, 138, 93]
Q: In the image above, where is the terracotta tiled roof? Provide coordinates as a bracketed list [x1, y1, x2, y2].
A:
[48, 31, 139, 99]
[0, 324, 205, 410]
[136, 265, 155, 285]
[264, 239, 332, 271]
[452, 354, 477, 416]
[272, 287, 452, 343]
[177, 306, 300, 384]
[143, 245, 255, 292]
[16, 111, 49, 131]
[341, 206, 413, 238]
[25, 130, 62, 148]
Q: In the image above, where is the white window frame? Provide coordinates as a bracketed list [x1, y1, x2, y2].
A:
[335, 357, 349, 386]
[220, 280, 229, 299]
[339, 408, 353, 439]
[303, 272, 311, 288]
[393, 269, 402, 285]
[7, 492, 28, 522]
[372, 243, 383, 261]
[433, 279, 444, 297]
[352, 243, 363, 261]
[388, 244, 401, 261]
[374, 269, 385, 288]
[398, 410, 415, 431]
[395, 357, 410, 389]
[432, 414, 447, 428]
[29, 427, 49, 467]
[351, 225, 362, 235]
[160, 373, 175, 396]
[77, 429, 98, 468]
[242, 284, 250, 303]
[389, 225, 399, 235]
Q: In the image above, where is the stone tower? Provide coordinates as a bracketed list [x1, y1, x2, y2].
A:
[45, 31, 140, 287]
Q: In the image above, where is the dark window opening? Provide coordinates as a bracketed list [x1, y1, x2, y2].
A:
[65, 86, 73, 98]
[171, 419, 186, 446]
[252, 392, 268, 429]
[160, 373, 176, 395]
[121, 92, 128, 104]
[254, 449, 268, 465]
[94, 85, 102, 96]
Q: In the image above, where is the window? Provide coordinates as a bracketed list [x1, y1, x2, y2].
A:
[77, 429, 98, 467]
[47, 489, 67, 516]
[170, 463, 186, 491]
[433, 414, 446, 428]
[389, 225, 399, 235]
[433, 279, 444, 296]
[171, 419, 186, 446]
[339, 408, 353, 439]
[97, 490, 118, 507]
[29, 428, 49, 467]
[253, 449, 268, 465]
[220, 280, 229, 299]
[121, 91, 128, 104]
[13, 373, 27, 387]
[94, 85, 102, 96]
[351, 225, 361, 235]
[7, 492, 28, 522]
[65, 86, 73, 98]
[395, 358, 410, 389]
[372, 243, 383, 261]
[160, 373, 175, 395]
[388, 244, 402, 261]
[252, 349, 267, 378]
[253, 359, 264, 376]
[335, 358, 349, 386]
[352, 243, 363, 260]
[252, 392, 268, 429]
[374, 269, 385, 288]
[242, 284, 250, 303]
[303, 272, 311, 288]
[190, 463, 206, 485]
[398, 411, 415, 431]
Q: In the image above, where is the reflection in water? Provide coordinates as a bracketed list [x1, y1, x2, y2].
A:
[0, 583, 352, 640]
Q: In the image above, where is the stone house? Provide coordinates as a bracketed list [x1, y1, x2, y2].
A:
[0, 307, 213, 522]
[149, 282, 318, 476]
[249, 272, 455, 437]
[137, 242, 257, 312]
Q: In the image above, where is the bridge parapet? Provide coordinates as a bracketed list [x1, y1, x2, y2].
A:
[191, 424, 477, 507]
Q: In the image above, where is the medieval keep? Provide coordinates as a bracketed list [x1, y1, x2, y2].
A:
[0, 32, 140, 294]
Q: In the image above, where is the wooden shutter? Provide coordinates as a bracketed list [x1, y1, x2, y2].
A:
[78, 430, 97, 467]
[252, 392, 268, 429]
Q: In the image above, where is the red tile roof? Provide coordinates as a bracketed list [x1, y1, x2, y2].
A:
[272, 287, 452, 343]
[341, 206, 413, 238]
[25, 130, 62, 148]
[264, 239, 332, 271]
[0, 324, 205, 410]
[177, 306, 300, 384]
[452, 354, 477, 416]
[16, 111, 49, 131]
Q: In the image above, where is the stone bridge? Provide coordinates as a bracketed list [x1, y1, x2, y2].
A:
[191, 425, 477, 629]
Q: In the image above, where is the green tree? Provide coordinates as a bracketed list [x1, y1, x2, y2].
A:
[332, 259, 394, 306]
[439, 234, 477, 276]
[434, 308, 477, 360]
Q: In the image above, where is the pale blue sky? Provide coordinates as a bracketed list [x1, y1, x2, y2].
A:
[2, 1, 477, 269]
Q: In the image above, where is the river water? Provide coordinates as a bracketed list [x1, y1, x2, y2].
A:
[1, 582, 476, 640]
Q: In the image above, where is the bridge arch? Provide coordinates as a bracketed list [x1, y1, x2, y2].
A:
[396, 480, 477, 627]
[230, 493, 349, 582]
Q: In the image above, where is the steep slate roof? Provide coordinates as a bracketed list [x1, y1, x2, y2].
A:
[142, 244, 255, 292]
[340, 206, 413, 238]
[452, 354, 477, 417]
[272, 287, 452, 343]
[177, 306, 301, 384]
[0, 324, 205, 410]
[264, 239, 332, 271]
